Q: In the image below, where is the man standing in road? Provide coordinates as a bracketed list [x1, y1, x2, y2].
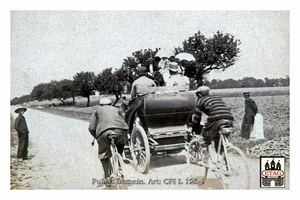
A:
[14, 106, 29, 161]
[88, 98, 129, 185]
[241, 92, 258, 139]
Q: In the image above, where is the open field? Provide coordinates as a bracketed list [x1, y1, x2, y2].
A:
[209, 86, 289, 97]
[225, 95, 289, 139]
[21, 87, 290, 157]
[25, 86, 289, 108]
[224, 95, 289, 156]
[25, 87, 290, 138]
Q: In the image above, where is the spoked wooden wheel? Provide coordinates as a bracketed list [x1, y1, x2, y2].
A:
[187, 138, 203, 164]
[130, 124, 150, 174]
[209, 144, 250, 189]
[111, 153, 127, 190]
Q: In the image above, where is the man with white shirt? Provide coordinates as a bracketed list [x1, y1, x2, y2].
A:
[166, 62, 189, 90]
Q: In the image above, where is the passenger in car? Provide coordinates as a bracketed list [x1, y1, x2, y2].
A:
[130, 66, 156, 99]
[165, 62, 189, 90]
[126, 66, 157, 133]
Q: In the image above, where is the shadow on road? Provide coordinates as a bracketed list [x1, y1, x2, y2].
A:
[149, 153, 187, 169]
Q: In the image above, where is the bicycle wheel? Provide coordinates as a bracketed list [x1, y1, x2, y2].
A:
[187, 138, 203, 164]
[130, 124, 150, 174]
[111, 153, 127, 190]
[222, 146, 250, 189]
[209, 143, 250, 189]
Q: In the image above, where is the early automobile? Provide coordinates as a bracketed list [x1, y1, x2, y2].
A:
[124, 85, 195, 173]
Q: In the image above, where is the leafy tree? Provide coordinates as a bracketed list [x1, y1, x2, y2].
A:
[10, 97, 19, 105]
[43, 80, 62, 101]
[10, 94, 34, 105]
[73, 71, 96, 107]
[284, 75, 290, 86]
[222, 78, 241, 88]
[31, 83, 48, 101]
[30, 80, 77, 105]
[255, 79, 266, 87]
[58, 79, 77, 105]
[121, 48, 160, 84]
[176, 31, 241, 86]
[279, 76, 289, 86]
[207, 78, 241, 89]
[94, 68, 127, 106]
[265, 77, 290, 87]
[31, 81, 61, 102]
[206, 76, 289, 89]
[241, 77, 259, 88]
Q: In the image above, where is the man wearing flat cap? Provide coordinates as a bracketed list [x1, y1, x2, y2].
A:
[241, 92, 258, 139]
[191, 86, 234, 163]
[14, 106, 29, 161]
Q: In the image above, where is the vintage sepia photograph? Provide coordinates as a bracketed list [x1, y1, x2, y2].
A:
[6, 2, 295, 195]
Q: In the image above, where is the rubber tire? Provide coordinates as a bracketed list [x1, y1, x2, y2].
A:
[222, 146, 251, 189]
[210, 145, 251, 189]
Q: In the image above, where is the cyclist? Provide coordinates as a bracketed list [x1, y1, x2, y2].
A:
[88, 98, 128, 185]
[191, 86, 234, 162]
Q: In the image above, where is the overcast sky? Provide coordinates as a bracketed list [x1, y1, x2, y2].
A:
[10, 10, 290, 98]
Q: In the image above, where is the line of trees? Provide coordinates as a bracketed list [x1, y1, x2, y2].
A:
[205, 76, 290, 89]
[11, 68, 130, 107]
[11, 30, 286, 107]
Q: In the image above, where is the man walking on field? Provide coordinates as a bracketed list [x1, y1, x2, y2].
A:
[241, 92, 258, 139]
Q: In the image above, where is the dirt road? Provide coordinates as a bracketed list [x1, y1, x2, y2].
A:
[10, 106, 289, 190]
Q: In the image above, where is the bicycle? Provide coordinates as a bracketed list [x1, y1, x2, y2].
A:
[108, 136, 127, 190]
[187, 122, 251, 189]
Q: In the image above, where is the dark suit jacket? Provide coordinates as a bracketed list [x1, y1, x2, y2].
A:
[88, 105, 128, 138]
[14, 114, 29, 134]
[244, 98, 258, 117]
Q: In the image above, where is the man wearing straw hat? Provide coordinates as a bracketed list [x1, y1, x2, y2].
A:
[14, 106, 29, 161]
[166, 62, 188, 90]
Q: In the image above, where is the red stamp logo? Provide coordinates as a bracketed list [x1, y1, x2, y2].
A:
[260, 156, 285, 188]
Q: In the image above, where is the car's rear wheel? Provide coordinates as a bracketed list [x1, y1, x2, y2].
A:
[130, 124, 150, 174]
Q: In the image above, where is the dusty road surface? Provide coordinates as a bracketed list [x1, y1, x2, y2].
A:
[10, 106, 289, 190]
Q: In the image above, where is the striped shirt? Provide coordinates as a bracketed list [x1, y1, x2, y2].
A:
[192, 95, 234, 126]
